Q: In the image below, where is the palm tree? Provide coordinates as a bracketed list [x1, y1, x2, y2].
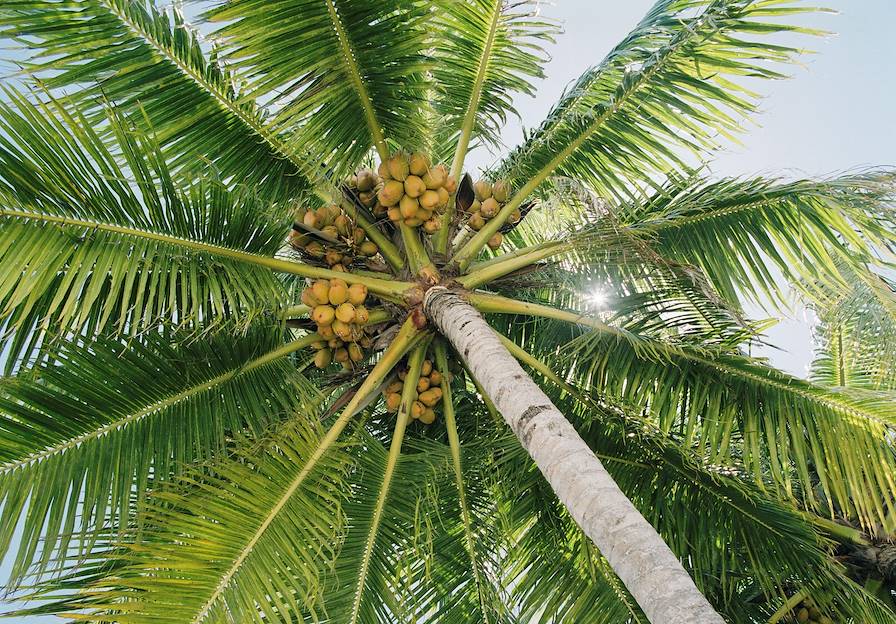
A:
[0, 0, 894, 622]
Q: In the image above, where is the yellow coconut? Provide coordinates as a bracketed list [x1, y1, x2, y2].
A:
[354, 305, 370, 324]
[314, 349, 332, 369]
[419, 408, 436, 425]
[385, 392, 402, 412]
[487, 232, 504, 250]
[419, 189, 440, 210]
[387, 153, 410, 181]
[378, 179, 404, 207]
[312, 305, 335, 326]
[409, 152, 431, 177]
[468, 212, 485, 231]
[404, 175, 426, 198]
[328, 279, 348, 305]
[347, 283, 368, 306]
[480, 198, 500, 218]
[348, 343, 364, 362]
[335, 302, 356, 323]
[473, 180, 492, 201]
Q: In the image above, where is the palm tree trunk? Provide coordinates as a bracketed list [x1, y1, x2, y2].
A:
[424, 287, 724, 624]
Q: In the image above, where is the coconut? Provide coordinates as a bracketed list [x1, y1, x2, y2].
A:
[335, 302, 356, 323]
[419, 189, 440, 210]
[318, 324, 335, 339]
[423, 218, 441, 234]
[508, 209, 522, 224]
[416, 377, 430, 392]
[331, 263, 347, 272]
[468, 212, 485, 231]
[400, 195, 420, 219]
[325, 249, 343, 266]
[423, 164, 447, 189]
[303, 211, 318, 228]
[356, 168, 377, 192]
[409, 152, 431, 177]
[428, 370, 443, 386]
[312, 304, 335, 326]
[419, 408, 436, 425]
[354, 305, 370, 323]
[404, 217, 424, 227]
[387, 153, 409, 181]
[348, 283, 368, 306]
[473, 180, 492, 201]
[352, 227, 366, 245]
[387, 207, 402, 222]
[487, 232, 504, 250]
[333, 347, 349, 363]
[300, 288, 318, 307]
[385, 392, 402, 412]
[444, 175, 457, 194]
[332, 320, 353, 341]
[327, 338, 343, 349]
[358, 190, 376, 206]
[480, 198, 500, 218]
[492, 179, 511, 202]
[404, 175, 426, 198]
[311, 340, 327, 351]
[378, 180, 404, 207]
[436, 186, 450, 208]
[421, 360, 433, 376]
[326, 279, 346, 305]
[304, 241, 325, 257]
[348, 343, 364, 362]
[387, 380, 403, 394]
[321, 225, 339, 239]
[377, 160, 391, 180]
[334, 214, 352, 237]
[418, 387, 442, 407]
[411, 400, 426, 419]
[314, 349, 332, 369]
[359, 241, 379, 256]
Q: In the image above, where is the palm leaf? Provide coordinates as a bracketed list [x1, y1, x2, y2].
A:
[0, 91, 297, 360]
[0, 323, 318, 586]
[624, 171, 896, 310]
[478, 294, 896, 529]
[203, 0, 432, 172]
[6, 417, 352, 623]
[430, 0, 556, 170]
[0, 0, 316, 198]
[493, 0, 820, 201]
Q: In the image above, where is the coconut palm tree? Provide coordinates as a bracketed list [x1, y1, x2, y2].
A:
[1, 0, 895, 622]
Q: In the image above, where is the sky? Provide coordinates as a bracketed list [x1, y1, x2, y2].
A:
[2, 1, 895, 621]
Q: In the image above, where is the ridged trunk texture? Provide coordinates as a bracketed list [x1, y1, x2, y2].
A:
[424, 287, 724, 624]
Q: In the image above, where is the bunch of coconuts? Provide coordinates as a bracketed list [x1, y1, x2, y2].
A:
[791, 597, 833, 624]
[467, 178, 518, 251]
[288, 203, 380, 270]
[302, 279, 374, 370]
[374, 152, 457, 234]
[382, 358, 445, 425]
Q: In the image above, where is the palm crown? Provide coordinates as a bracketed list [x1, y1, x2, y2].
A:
[1, 1, 895, 623]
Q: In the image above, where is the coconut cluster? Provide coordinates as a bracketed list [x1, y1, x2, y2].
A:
[466, 178, 518, 251]
[373, 152, 457, 233]
[303, 279, 374, 370]
[382, 358, 445, 425]
[289, 203, 380, 270]
[790, 597, 834, 624]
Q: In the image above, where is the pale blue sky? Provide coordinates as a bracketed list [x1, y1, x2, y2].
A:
[3, 1, 895, 621]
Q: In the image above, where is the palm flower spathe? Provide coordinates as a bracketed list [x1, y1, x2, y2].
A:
[0, 0, 895, 622]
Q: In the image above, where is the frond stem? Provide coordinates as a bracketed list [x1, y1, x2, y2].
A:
[325, 0, 389, 161]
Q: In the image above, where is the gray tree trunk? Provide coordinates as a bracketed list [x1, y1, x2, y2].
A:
[424, 287, 725, 624]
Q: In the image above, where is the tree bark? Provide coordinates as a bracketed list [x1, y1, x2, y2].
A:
[424, 287, 725, 624]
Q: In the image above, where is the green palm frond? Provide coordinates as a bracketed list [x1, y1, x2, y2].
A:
[625, 171, 896, 310]
[0, 322, 318, 586]
[0, 91, 299, 357]
[7, 417, 351, 623]
[480, 296, 896, 529]
[203, 0, 431, 172]
[430, 0, 556, 169]
[0, 0, 318, 198]
[491, 388, 894, 624]
[491, 0, 820, 201]
[810, 268, 896, 391]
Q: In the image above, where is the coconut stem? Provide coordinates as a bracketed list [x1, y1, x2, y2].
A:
[458, 240, 570, 289]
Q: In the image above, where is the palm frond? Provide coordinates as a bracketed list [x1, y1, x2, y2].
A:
[6, 417, 352, 623]
[0, 0, 316, 197]
[0, 323, 318, 586]
[479, 295, 896, 529]
[810, 268, 896, 391]
[493, 0, 820, 202]
[491, 386, 895, 623]
[204, 0, 432, 172]
[430, 0, 556, 169]
[0, 91, 296, 360]
[624, 171, 896, 310]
